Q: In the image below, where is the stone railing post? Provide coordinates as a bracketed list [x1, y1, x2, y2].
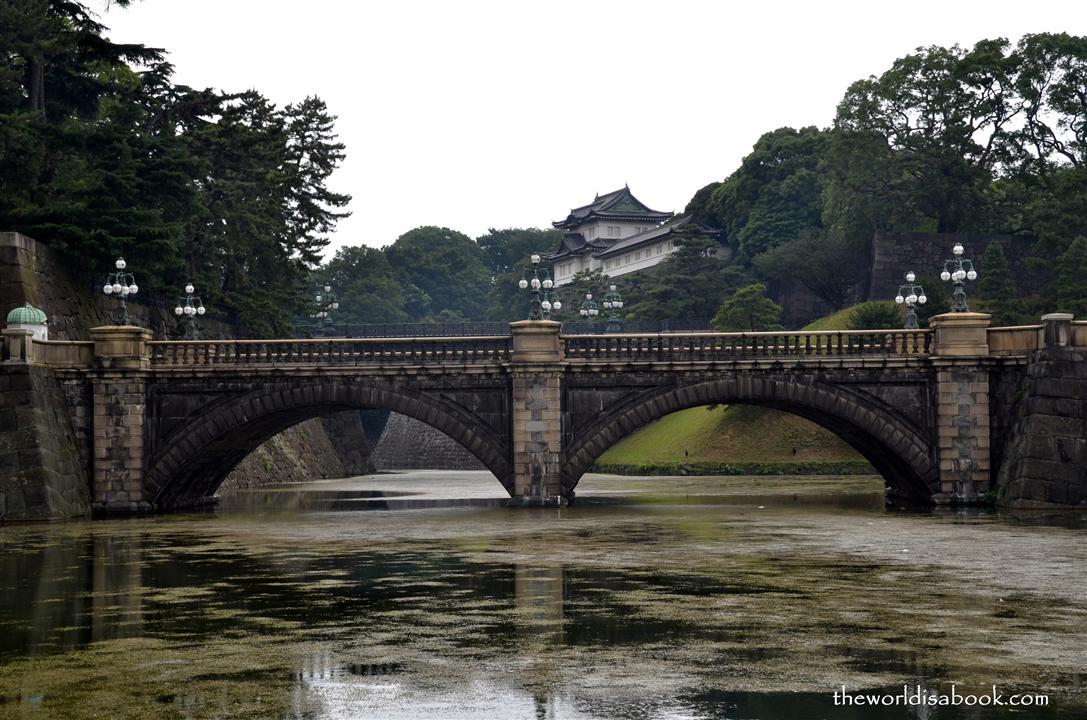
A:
[1, 328, 37, 364]
[929, 312, 992, 504]
[508, 320, 565, 506]
[1041, 312, 1074, 348]
[89, 326, 153, 514]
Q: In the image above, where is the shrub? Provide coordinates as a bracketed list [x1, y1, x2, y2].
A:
[847, 301, 903, 330]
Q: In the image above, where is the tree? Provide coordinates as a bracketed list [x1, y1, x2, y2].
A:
[314, 246, 409, 326]
[549, 269, 609, 323]
[712, 283, 783, 332]
[0, 0, 161, 119]
[0, 3, 352, 336]
[977, 241, 1022, 325]
[283, 96, 351, 266]
[1054, 236, 1087, 317]
[707, 127, 829, 260]
[753, 234, 866, 310]
[911, 273, 945, 327]
[384, 227, 490, 321]
[847, 302, 902, 330]
[624, 236, 750, 321]
[1014, 33, 1087, 172]
[476, 227, 562, 277]
[831, 39, 1019, 234]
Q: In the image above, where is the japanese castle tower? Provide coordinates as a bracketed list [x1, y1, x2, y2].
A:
[545, 186, 718, 286]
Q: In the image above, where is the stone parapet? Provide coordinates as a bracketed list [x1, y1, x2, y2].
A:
[2, 328, 38, 364]
[90, 326, 153, 369]
[930, 312, 991, 357]
[1041, 313, 1074, 348]
[510, 320, 562, 364]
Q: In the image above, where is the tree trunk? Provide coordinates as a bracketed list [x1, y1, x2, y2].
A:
[27, 56, 45, 119]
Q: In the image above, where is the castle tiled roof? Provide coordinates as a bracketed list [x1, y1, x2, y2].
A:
[543, 232, 610, 261]
[552, 186, 673, 230]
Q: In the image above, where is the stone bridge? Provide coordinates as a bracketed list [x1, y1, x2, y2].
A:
[3, 312, 1085, 515]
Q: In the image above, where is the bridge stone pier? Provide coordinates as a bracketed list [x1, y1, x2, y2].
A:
[3, 311, 1086, 518]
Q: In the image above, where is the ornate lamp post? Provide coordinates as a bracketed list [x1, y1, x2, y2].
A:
[173, 283, 206, 340]
[940, 242, 978, 312]
[517, 254, 553, 320]
[314, 284, 340, 336]
[101, 257, 139, 325]
[578, 292, 599, 324]
[540, 289, 561, 319]
[602, 283, 624, 334]
[894, 271, 927, 330]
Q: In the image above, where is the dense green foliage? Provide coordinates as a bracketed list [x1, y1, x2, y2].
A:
[847, 301, 902, 330]
[711, 283, 783, 332]
[1054, 237, 1087, 317]
[315, 246, 409, 325]
[753, 235, 865, 310]
[707, 127, 829, 260]
[625, 237, 751, 321]
[977, 242, 1022, 325]
[0, 1, 350, 335]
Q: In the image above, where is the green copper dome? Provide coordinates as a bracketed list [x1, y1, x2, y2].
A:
[6, 303, 48, 325]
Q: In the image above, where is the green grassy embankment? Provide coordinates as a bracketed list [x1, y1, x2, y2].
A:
[591, 305, 875, 476]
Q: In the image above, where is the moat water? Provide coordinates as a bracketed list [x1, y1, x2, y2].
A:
[1, 472, 1085, 719]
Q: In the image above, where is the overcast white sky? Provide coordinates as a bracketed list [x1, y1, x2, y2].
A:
[96, 0, 1087, 257]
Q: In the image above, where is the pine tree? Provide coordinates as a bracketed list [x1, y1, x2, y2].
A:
[712, 283, 783, 331]
[1054, 237, 1087, 317]
[978, 241, 1022, 325]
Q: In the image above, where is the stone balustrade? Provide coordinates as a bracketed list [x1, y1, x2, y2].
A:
[148, 336, 512, 367]
[563, 328, 931, 363]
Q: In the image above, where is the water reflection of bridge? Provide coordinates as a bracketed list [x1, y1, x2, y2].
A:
[5, 311, 1084, 513]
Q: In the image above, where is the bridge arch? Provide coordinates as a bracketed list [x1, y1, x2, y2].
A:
[145, 379, 512, 509]
[562, 376, 937, 503]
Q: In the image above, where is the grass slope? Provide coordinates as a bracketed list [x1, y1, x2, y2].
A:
[597, 405, 866, 466]
[596, 305, 879, 473]
[801, 304, 861, 331]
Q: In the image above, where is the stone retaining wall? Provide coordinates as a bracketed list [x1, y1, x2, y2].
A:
[868, 231, 1038, 303]
[0, 365, 91, 520]
[996, 347, 1087, 507]
[371, 412, 484, 471]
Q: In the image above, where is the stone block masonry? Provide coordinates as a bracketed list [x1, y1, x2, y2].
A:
[868, 231, 1038, 302]
[928, 312, 993, 504]
[934, 367, 991, 500]
[510, 370, 564, 504]
[996, 345, 1087, 507]
[92, 373, 149, 513]
[371, 412, 484, 471]
[0, 365, 92, 520]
